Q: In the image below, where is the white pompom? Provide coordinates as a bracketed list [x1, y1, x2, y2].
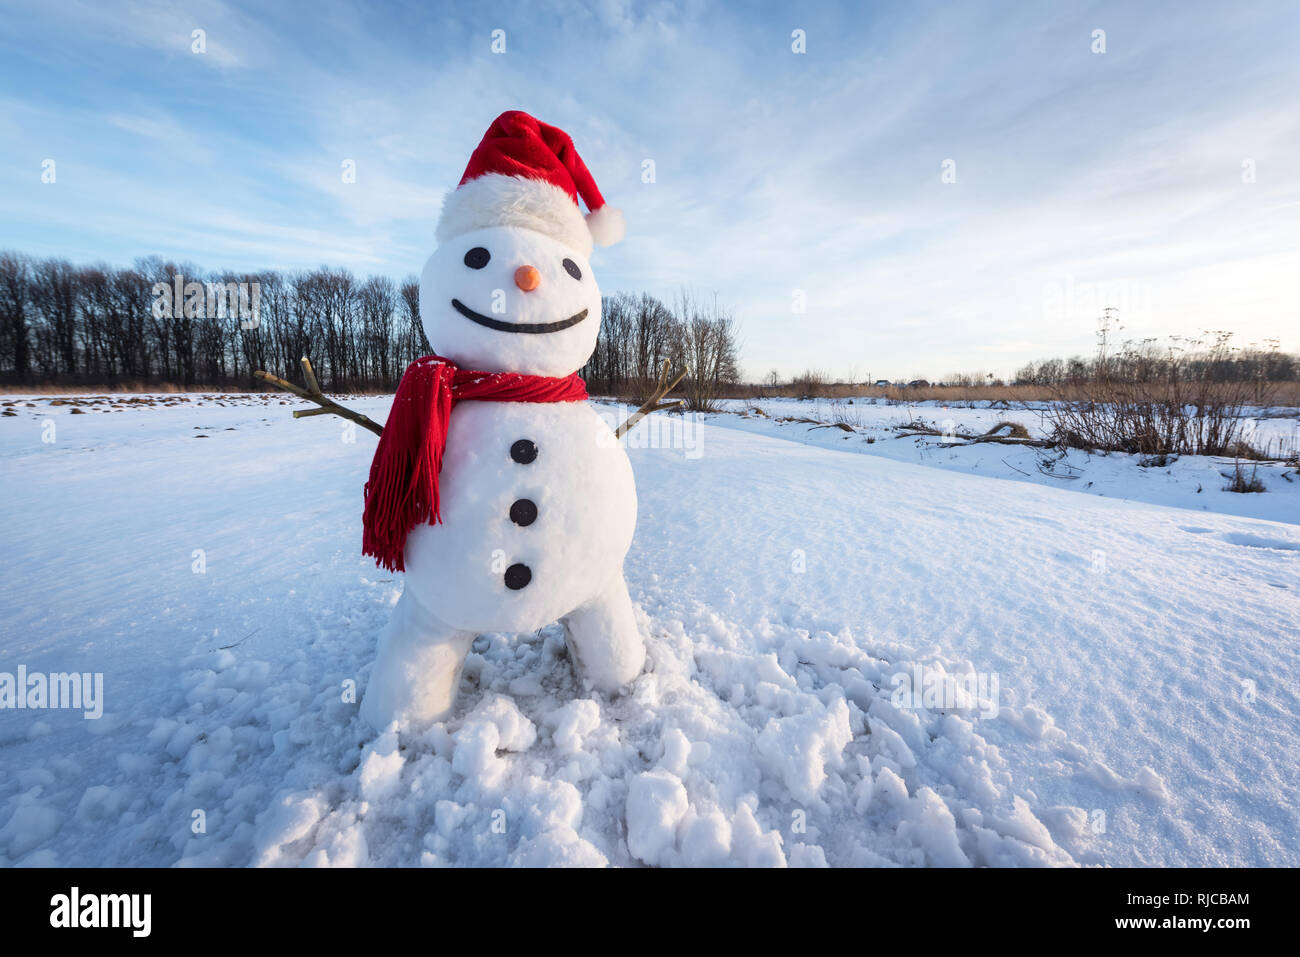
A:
[585, 205, 626, 247]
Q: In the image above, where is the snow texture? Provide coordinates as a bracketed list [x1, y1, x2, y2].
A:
[0, 393, 1296, 866]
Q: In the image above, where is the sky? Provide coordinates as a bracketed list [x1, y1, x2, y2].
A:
[2, 0, 1298, 381]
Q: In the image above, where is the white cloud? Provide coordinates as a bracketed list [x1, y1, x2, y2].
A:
[2, 0, 1298, 379]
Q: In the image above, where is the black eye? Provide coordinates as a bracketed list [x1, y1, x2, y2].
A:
[562, 258, 582, 280]
[464, 247, 490, 269]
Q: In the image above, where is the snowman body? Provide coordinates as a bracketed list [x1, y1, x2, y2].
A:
[403, 400, 636, 633]
[360, 215, 646, 731]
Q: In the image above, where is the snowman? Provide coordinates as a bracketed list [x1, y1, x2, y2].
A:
[359, 111, 643, 732]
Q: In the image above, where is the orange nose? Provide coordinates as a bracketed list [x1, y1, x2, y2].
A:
[514, 265, 541, 292]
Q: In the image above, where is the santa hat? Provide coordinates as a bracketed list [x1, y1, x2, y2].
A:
[435, 110, 625, 259]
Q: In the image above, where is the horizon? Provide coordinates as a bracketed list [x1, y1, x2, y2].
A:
[3, 0, 1298, 382]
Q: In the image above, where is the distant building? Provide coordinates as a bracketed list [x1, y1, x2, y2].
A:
[906, 379, 930, 388]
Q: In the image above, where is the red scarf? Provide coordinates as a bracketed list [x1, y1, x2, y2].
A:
[362, 354, 588, 572]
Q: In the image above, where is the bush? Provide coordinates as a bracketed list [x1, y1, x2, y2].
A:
[1224, 461, 1266, 493]
[1044, 332, 1273, 458]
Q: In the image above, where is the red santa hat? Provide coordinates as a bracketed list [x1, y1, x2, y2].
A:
[435, 110, 625, 259]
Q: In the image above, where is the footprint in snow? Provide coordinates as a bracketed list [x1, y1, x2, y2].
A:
[1219, 532, 1300, 552]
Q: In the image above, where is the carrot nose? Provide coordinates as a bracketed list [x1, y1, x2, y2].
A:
[514, 265, 541, 292]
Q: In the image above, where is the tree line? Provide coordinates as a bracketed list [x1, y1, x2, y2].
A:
[0, 252, 741, 405]
[0, 252, 428, 392]
[1013, 336, 1297, 389]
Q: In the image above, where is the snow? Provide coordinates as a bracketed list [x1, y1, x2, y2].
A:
[0, 392, 1297, 866]
[626, 769, 688, 865]
[700, 395, 1300, 524]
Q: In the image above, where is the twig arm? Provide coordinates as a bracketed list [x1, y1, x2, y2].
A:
[253, 359, 384, 437]
[300, 356, 323, 396]
[257, 354, 684, 442]
[614, 360, 689, 439]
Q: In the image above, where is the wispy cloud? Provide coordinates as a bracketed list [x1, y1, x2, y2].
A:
[1, 0, 1297, 379]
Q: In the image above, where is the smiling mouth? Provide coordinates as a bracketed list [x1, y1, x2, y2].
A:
[451, 299, 588, 334]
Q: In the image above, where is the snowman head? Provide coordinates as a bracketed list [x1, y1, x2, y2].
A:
[421, 113, 625, 378]
[420, 223, 601, 377]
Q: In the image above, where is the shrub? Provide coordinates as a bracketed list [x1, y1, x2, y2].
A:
[1045, 332, 1272, 458]
[1224, 461, 1266, 493]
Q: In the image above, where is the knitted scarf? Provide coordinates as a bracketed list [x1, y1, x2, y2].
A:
[362, 354, 588, 572]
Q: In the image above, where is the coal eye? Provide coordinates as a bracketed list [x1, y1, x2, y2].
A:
[562, 258, 582, 280]
[464, 247, 490, 269]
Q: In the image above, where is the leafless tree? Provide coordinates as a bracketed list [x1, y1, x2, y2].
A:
[674, 289, 740, 411]
[581, 289, 739, 408]
[0, 253, 31, 381]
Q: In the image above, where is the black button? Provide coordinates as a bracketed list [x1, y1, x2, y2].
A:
[504, 563, 532, 590]
[510, 439, 537, 464]
[509, 499, 537, 526]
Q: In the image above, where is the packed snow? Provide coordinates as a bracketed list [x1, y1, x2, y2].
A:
[0, 392, 1297, 866]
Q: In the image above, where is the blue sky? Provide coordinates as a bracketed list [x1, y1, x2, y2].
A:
[2, 0, 1298, 380]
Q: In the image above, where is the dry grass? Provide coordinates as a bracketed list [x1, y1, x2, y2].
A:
[893, 418, 1049, 448]
[9, 374, 1300, 409]
[1041, 336, 1284, 459]
[0, 380, 267, 395]
[985, 420, 1032, 439]
[733, 381, 1059, 403]
[730, 377, 1300, 408]
[1224, 461, 1266, 493]
[0, 381, 188, 394]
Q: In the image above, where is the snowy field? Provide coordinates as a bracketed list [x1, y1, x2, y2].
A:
[703, 396, 1300, 524]
[1, 392, 1298, 867]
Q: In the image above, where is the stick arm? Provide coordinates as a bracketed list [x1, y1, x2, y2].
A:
[253, 357, 385, 437]
[614, 360, 688, 440]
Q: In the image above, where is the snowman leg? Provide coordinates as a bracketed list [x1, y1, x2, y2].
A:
[361, 589, 475, 732]
[562, 573, 646, 693]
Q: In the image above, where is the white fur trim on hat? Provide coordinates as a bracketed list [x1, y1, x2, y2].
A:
[585, 204, 625, 247]
[436, 173, 592, 257]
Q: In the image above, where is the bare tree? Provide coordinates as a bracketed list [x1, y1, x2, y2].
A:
[0, 253, 31, 381]
[674, 289, 739, 411]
